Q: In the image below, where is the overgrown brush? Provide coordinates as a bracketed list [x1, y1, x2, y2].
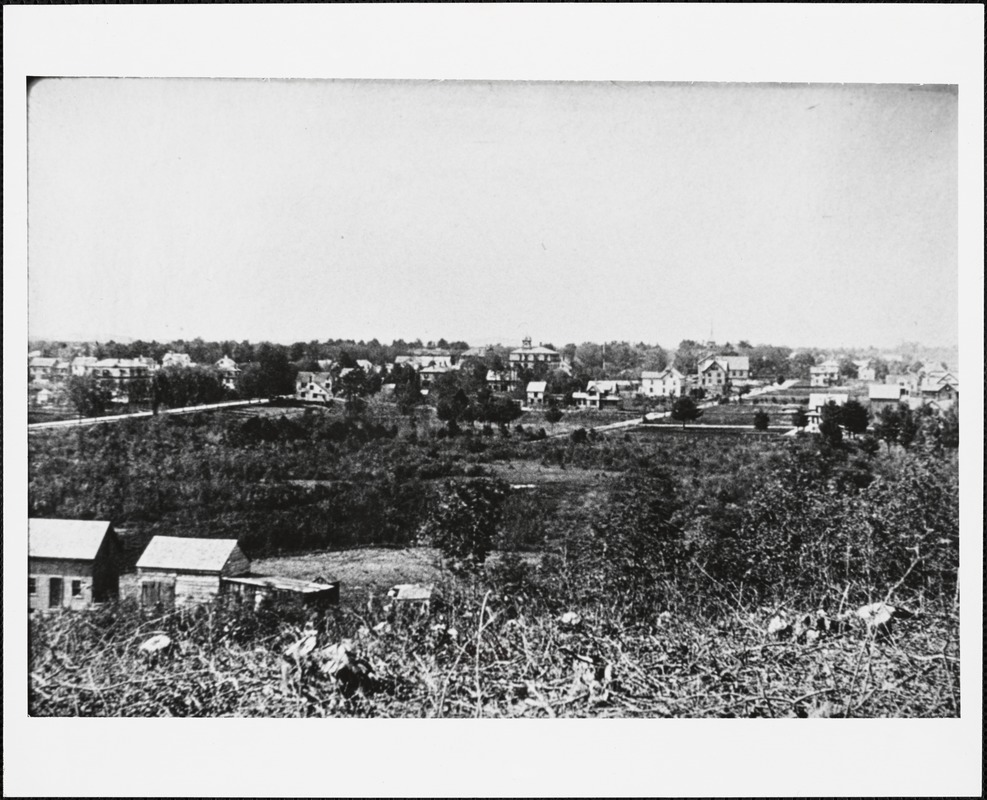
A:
[29, 587, 959, 718]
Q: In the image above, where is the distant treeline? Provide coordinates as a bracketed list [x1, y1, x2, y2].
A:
[29, 335, 952, 383]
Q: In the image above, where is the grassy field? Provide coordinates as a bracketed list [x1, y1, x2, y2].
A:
[647, 402, 794, 427]
[517, 407, 641, 437]
[252, 547, 448, 606]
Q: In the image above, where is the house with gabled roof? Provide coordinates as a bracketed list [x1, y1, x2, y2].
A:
[810, 359, 842, 387]
[215, 355, 241, 390]
[868, 384, 906, 414]
[918, 374, 958, 410]
[162, 352, 194, 369]
[29, 357, 59, 383]
[526, 381, 548, 406]
[854, 360, 877, 382]
[697, 355, 749, 395]
[29, 519, 122, 611]
[136, 536, 250, 608]
[295, 371, 334, 402]
[486, 369, 512, 393]
[640, 367, 684, 398]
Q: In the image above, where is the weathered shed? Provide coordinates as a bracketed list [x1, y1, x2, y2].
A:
[136, 536, 250, 608]
[223, 575, 340, 610]
[29, 519, 122, 611]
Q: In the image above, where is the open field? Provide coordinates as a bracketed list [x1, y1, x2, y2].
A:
[252, 547, 447, 607]
[647, 402, 796, 427]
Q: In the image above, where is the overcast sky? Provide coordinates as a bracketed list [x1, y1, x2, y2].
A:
[27, 79, 957, 349]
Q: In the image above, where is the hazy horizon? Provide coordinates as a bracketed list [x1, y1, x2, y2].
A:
[27, 79, 958, 351]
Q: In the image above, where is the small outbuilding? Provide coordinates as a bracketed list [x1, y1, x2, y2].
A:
[387, 583, 435, 618]
[136, 536, 250, 608]
[29, 519, 122, 611]
[223, 575, 340, 610]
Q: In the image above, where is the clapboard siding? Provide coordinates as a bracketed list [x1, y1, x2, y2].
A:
[175, 574, 223, 605]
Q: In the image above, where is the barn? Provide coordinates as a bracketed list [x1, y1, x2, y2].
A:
[29, 519, 122, 611]
[136, 536, 250, 608]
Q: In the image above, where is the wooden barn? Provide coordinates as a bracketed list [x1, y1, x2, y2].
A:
[29, 519, 122, 611]
[223, 575, 340, 611]
[136, 536, 250, 608]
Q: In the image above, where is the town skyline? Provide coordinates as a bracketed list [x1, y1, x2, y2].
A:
[27, 80, 958, 351]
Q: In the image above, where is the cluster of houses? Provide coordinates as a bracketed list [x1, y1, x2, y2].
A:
[292, 338, 960, 417]
[28, 351, 242, 406]
[28, 518, 338, 613]
[867, 368, 959, 414]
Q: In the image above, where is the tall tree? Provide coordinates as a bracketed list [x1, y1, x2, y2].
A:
[671, 396, 703, 428]
[792, 407, 809, 431]
[818, 401, 844, 447]
[419, 478, 509, 574]
[66, 375, 112, 418]
[673, 340, 705, 376]
[841, 399, 870, 437]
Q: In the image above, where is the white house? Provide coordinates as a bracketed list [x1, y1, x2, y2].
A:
[70, 356, 98, 377]
[854, 360, 876, 382]
[640, 367, 684, 398]
[486, 370, 512, 393]
[810, 360, 842, 387]
[162, 352, 194, 369]
[215, 355, 240, 390]
[295, 371, 334, 402]
[526, 381, 547, 407]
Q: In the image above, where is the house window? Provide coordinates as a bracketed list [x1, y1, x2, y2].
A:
[29, 577, 37, 595]
[71, 580, 82, 597]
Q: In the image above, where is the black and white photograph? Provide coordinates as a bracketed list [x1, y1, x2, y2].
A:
[4, 6, 983, 798]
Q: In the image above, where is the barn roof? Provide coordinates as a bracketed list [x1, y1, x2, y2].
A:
[29, 519, 114, 561]
[137, 536, 242, 573]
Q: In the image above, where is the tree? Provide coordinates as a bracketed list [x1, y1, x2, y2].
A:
[436, 388, 470, 434]
[841, 399, 870, 438]
[897, 405, 919, 449]
[394, 366, 424, 416]
[839, 357, 859, 380]
[753, 410, 769, 431]
[482, 395, 523, 430]
[238, 344, 297, 399]
[873, 404, 902, 448]
[66, 375, 112, 418]
[940, 401, 959, 448]
[671, 396, 703, 428]
[545, 405, 564, 429]
[673, 340, 705, 376]
[818, 401, 844, 447]
[419, 478, 509, 574]
[792, 407, 809, 431]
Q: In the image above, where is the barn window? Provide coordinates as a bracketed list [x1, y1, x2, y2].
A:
[71, 580, 82, 597]
[29, 577, 37, 595]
